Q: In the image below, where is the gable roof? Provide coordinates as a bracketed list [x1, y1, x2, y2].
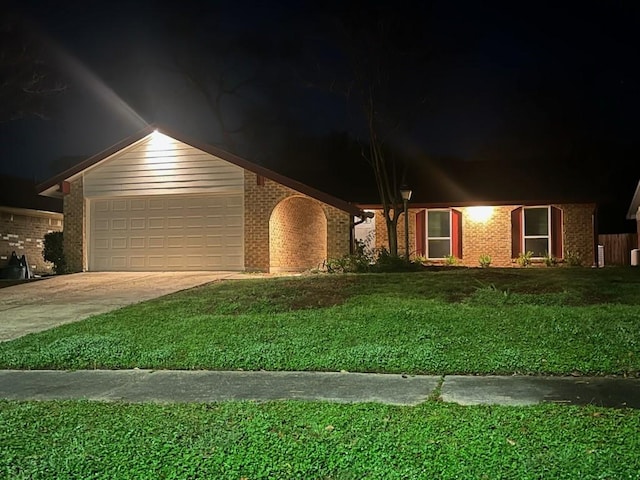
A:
[627, 180, 640, 220]
[0, 174, 62, 213]
[37, 124, 364, 216]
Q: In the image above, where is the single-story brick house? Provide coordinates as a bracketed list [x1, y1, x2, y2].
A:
[627, 180, 640, 249]
[38, 125, 599, 272]
[0, 175, 63, 274]
[37, 125, 362, 273]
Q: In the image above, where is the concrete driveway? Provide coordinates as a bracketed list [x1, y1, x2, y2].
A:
[0, 272, 244, 342]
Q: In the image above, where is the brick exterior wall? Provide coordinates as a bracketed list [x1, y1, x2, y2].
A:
[461, 206, 514, 267]
[372, 203, 596, 267]
[0, 208, 63, 274]
[374, 209, 416, 258]
[557, 203, 596, 266]
[63, 178, 86, 273]
[244, 171, 351, 272]
[269, 196, 327, 272]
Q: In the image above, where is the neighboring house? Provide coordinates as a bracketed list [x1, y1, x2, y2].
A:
[627, 180, 640, 249]
[0, 175, 63, 274]
[38, 125, 362, 273]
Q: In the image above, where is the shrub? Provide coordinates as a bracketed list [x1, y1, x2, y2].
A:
[542, 251, 558, 267]
[414, 255, 427, 264]
[564, 250, 584, 267]
[43, 231, 66, 274]
[325, 238, 376, 273]
[478, 254, 492, 268]
[444, 255, 458, 266]
[372, 248, 420, 272]
[516, 251, 533, 267]
[326, 246, 422, 273]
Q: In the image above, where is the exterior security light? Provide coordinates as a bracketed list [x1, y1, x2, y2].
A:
[467, 206, 494, 223]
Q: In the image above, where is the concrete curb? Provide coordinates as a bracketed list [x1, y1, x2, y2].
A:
[440, 375, 640, 409]
[0, 370, 440, 406]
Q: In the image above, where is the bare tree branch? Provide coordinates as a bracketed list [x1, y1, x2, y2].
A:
[0, 10, 66, 122]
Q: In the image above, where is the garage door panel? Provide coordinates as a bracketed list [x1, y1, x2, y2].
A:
[130, 218, 145, 229]
[226, 216, 243, 227]
[130, 199, 146, 210]
[148, 237, 164, 248]
[95, 219, 109, 231]
[167, 198, 185, 209]
[112, 219, 127, 230]
[95, 239, 109, 249]
[148, 218, 165, 229]
[111, 257, 127, 268]
[167, 217, 184, 229]
[95, 201, 109, 212]
[167, 236, 184, 248]
[204, 255, 223, 268]
[130, 237, 145, 249]
[111, 237, 127, 249]
[129, 256, 146, 268]
[90, 194, 244, 271]
[148, 199, 165, 209]
[112, 200, 128, 211]
[148, 256, 165, 268]
[167, 256, 184, 268]
[186, 235, 204, 248]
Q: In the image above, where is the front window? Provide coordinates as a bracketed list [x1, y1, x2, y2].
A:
[427, 209, 451, 258]
[523, 207, 550, 257]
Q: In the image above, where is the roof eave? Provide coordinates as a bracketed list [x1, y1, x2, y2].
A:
[36, 124, 156, 195]
[626, 180, 640, 220]
[356, 199, 598, 210]
[36, 124, 364, 217]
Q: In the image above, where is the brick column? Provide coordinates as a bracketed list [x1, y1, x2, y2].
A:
[325, 207, 351, 261]
[63, 178, 86, 272]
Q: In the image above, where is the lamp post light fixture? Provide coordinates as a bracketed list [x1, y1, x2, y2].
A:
[399, 186, 412, 261]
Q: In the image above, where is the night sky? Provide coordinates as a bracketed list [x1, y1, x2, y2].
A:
[1, 1, 638, 232]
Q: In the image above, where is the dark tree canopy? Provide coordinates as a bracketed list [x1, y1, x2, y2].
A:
[0, 10, 66, 122]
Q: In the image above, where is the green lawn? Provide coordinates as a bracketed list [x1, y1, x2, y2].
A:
[2, 268, 640, 478]
[2, 400, 639, 479]
[1, 268, 639, 375]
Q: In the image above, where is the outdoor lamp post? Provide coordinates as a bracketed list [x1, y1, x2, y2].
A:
[400, 186, 412, 261]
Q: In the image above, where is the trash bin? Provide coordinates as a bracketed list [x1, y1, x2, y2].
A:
[2, 265, 26, 279]
[597, 245, 605, 268]
[1, 251, 27, 279]
[632, 249, 639, 267]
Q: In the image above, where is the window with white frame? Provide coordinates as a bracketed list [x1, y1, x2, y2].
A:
[523, 206, 550, 257]
[427, 209, 451, 258]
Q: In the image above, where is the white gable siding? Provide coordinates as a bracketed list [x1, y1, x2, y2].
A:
[83, 133, 244, 198]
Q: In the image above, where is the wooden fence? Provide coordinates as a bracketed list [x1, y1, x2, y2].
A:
[598, 233, 638, 266]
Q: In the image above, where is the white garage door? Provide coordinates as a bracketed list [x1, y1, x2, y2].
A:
[89, 195, 244, 271]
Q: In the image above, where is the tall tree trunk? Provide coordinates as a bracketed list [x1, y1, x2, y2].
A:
[386, 214, 399, 257]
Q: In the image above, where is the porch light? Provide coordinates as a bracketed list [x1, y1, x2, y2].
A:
[400, 186, 413, 202]
[400, 185, 412, 260]
[467, 206, 494, 223]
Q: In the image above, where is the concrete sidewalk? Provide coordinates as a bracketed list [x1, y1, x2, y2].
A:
[0, 370, 638, 408]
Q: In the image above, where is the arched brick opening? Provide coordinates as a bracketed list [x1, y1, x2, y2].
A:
[269, 196, 327, 272]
